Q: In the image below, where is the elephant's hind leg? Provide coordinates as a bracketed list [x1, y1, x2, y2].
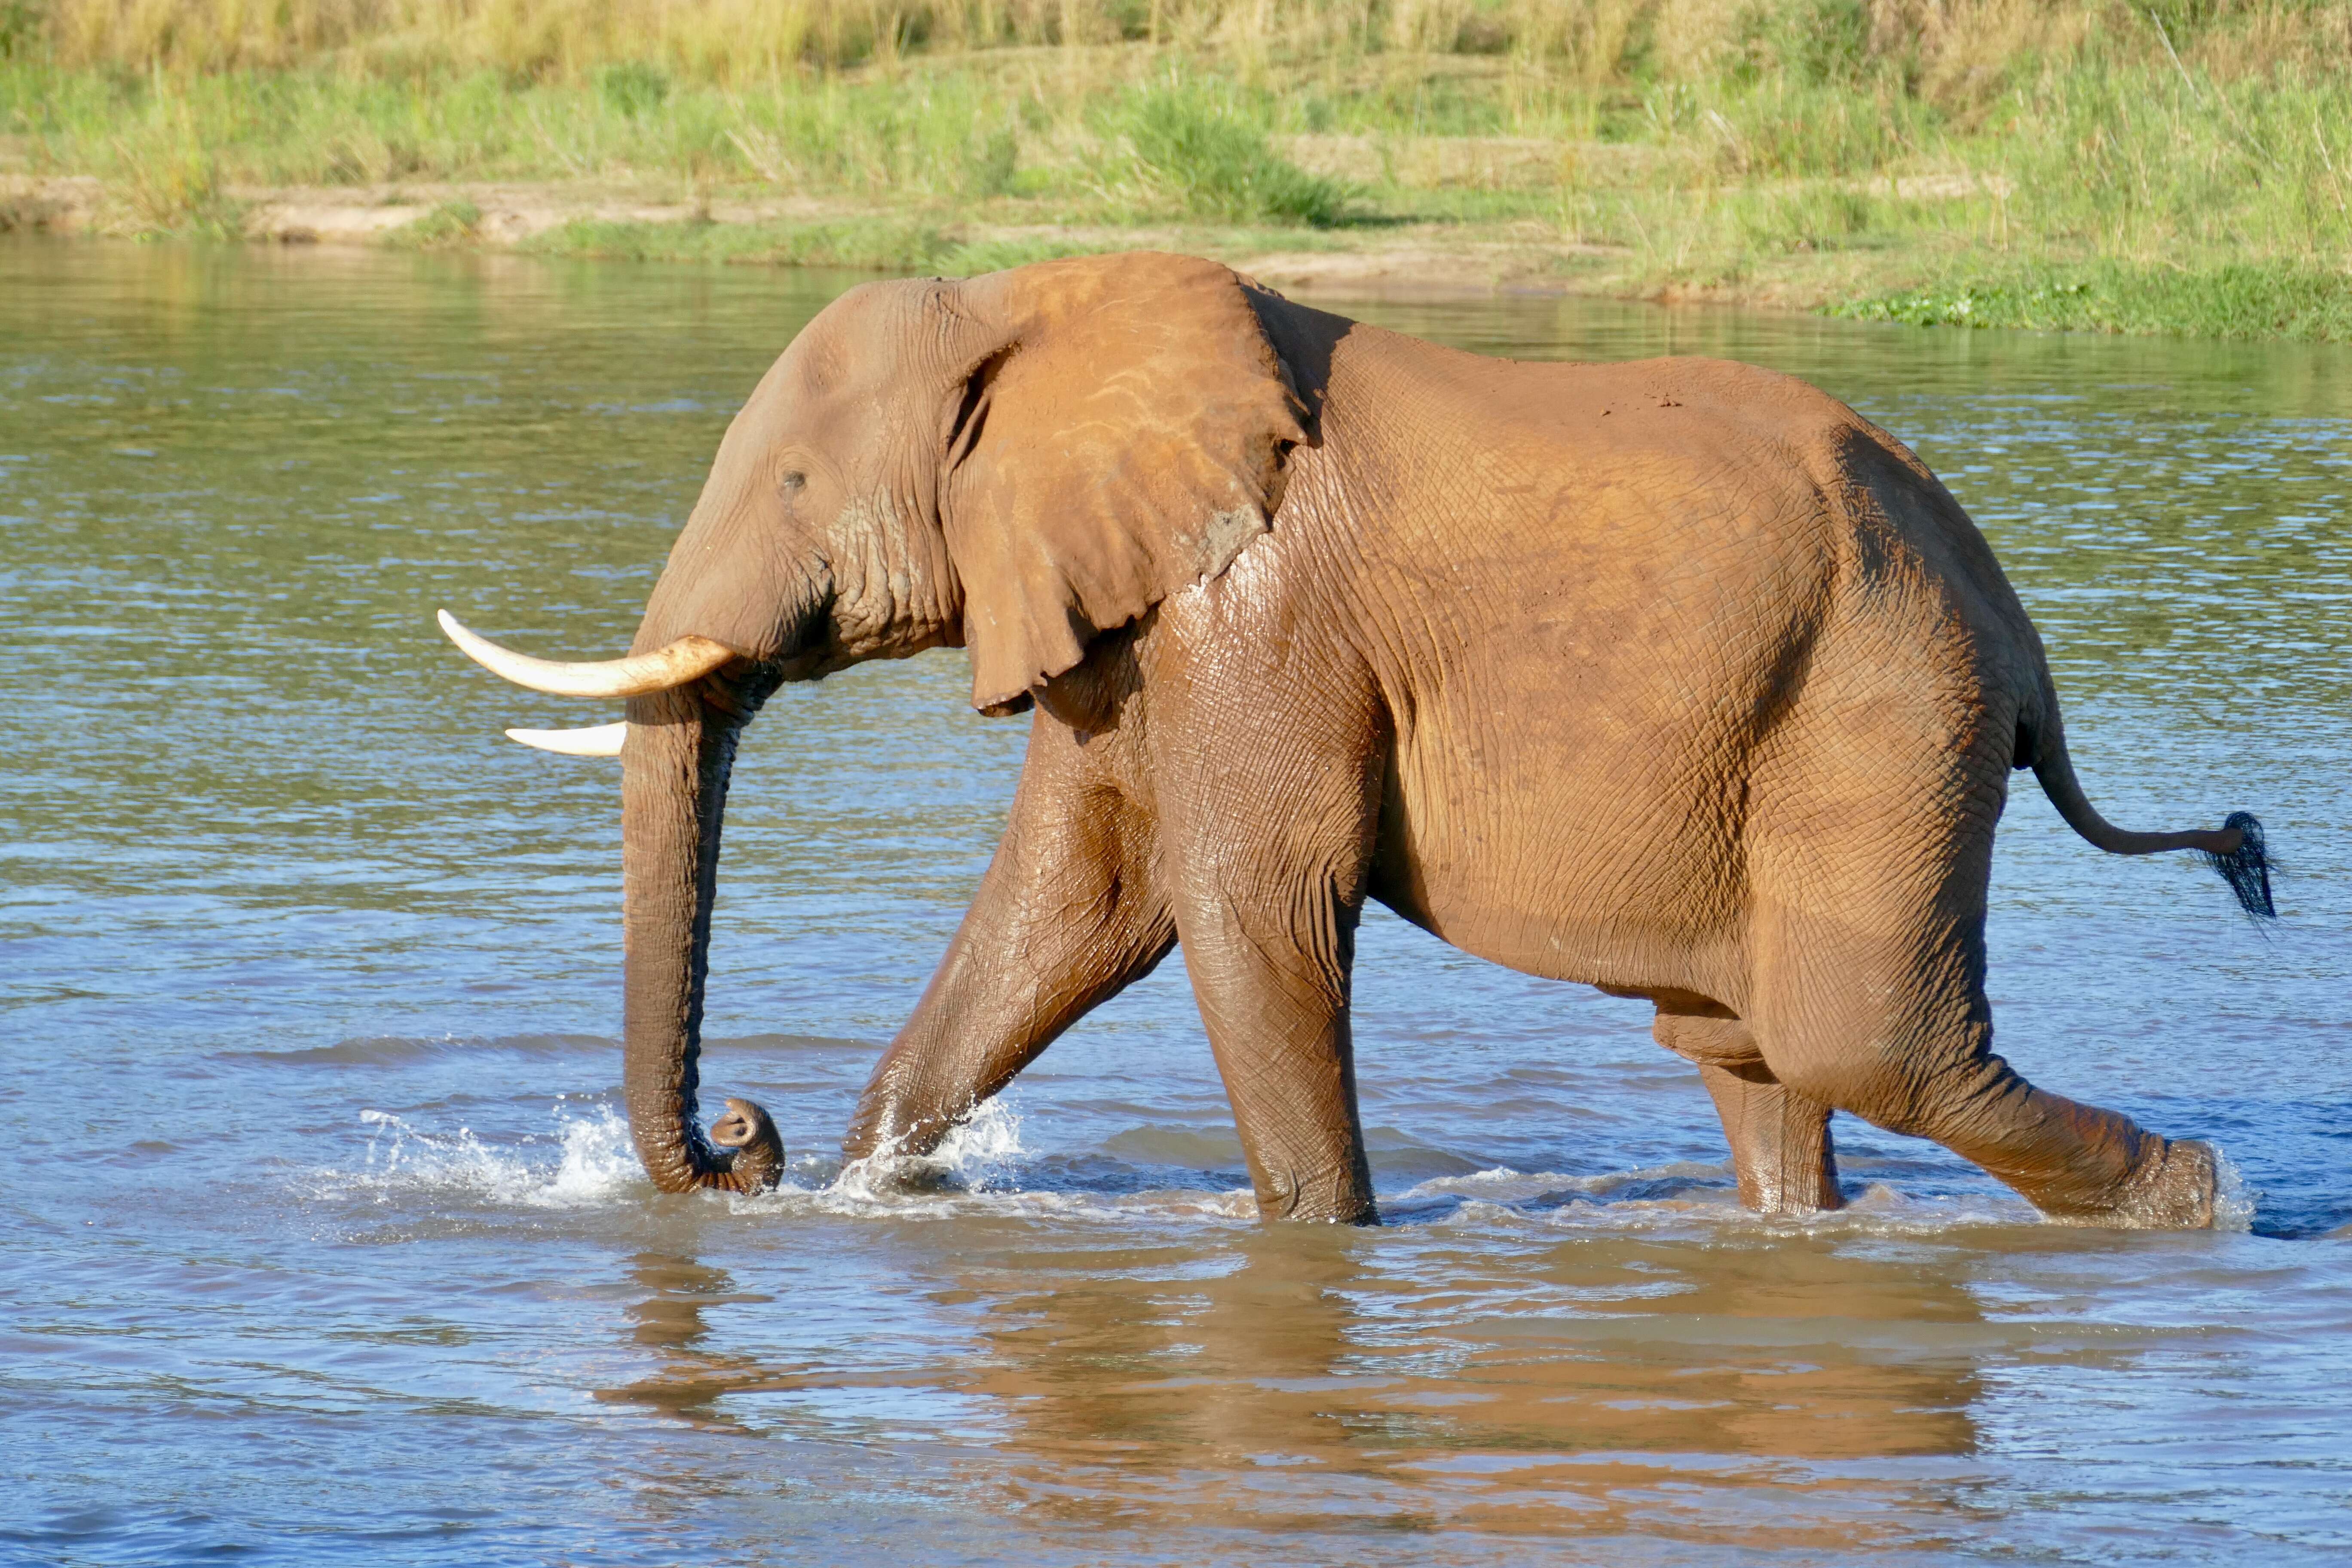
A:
[1655, 1010, 1841, 1214]
[1749, 921, 2216, 1229]
[1700, 1064, 1842, 1215]
[1743, 697, 2217, 1229]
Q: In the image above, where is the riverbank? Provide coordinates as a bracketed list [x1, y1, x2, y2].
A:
[13, 165, 2351, 340]
[4, 1, 2349, 337]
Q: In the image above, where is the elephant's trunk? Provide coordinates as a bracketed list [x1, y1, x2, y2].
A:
[619, 681, 784, 1193]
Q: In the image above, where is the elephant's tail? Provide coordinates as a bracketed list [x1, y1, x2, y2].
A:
[2027, 723, 2275, 920]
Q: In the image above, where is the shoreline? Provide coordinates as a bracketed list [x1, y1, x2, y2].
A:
[0, 171, 1713, 306]
[11, 170, 2349, 342]
[8, 26, 2349, 344]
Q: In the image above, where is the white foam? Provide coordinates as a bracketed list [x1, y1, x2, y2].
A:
[928, 1096, 1027, 1189]
[320, 1105, 643, 1210]
[738, 1181, 1261, 1225]
[1398, 1164, 2045, 1237]
[805, 1095, 1027, 1209]
[1402, 1161, 1730, 1207]
[312, 1101, 2176, 1240]
[309, 1094, 1261, 1226]
[2210, 1144, 2258, 1233]
[735, 1097, 1265, 1224]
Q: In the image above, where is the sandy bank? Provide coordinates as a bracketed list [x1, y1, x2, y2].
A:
[0, 172, 1712, 305]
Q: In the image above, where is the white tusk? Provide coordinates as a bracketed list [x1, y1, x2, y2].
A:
[505, 723, 628, 756]
[437, 609, 737, 698]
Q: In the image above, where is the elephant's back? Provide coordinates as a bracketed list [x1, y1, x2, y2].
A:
[1329, 333, 2034, 997]
[1318, 328, 2035, 710]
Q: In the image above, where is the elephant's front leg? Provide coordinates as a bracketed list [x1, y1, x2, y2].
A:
[1141, 612, 1386, 1225]
[1167, 835, 1378, 1225]
[844, 721, 1173, 1163]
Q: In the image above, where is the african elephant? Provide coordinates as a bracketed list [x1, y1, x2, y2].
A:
[440, 251, 2271, 1228]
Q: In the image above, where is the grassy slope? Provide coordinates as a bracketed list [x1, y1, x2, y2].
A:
[3, 0, 2349, 338]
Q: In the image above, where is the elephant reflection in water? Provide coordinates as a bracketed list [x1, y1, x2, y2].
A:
[597, 1251, 782, 1423]
[947, 1223, 1988, 1544]
[591, 1222, 1997, 1546]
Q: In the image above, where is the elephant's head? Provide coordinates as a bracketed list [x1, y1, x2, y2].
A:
[440, 253, 1311, 1192]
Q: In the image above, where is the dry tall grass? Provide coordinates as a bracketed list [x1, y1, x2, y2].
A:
[8, 0, 2348, 335]
[28, 0, 2352, 88]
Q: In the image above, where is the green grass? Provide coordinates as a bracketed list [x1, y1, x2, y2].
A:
[1837, 263, 2352, 341]
[522, 213, 959, 268]
[1117, 86, 1353, 227]
[3, 0, 2350, 338]
[513, 212, 1333, 272]
[388, 198, 484, 248]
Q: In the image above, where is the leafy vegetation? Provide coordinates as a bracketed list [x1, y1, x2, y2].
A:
[1837, 263, 2352, 341]
[387, 197, 484, 248]
[523, 212, 956, 268]
[1116, 86, 1351, 227]
[2, 0, 2347, 337]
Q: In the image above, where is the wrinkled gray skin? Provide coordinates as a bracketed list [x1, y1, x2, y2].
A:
[588, 252, 2265, 1225]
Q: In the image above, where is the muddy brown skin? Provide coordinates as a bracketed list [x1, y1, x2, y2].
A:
[598, 251, 2258, 1226]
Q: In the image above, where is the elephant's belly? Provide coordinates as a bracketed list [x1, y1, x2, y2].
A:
[1367, 842, 1739, 996]
[1368, 894, 1718, 1011]
[1367, 738, 1750, 1006]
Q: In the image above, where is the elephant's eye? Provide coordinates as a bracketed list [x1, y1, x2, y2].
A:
[778, 469, 807, 496]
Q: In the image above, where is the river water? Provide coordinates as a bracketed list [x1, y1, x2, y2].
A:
[2, 240, 2348, 1565]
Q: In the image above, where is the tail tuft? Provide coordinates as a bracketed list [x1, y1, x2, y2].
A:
[2205, 810, 2275, 921]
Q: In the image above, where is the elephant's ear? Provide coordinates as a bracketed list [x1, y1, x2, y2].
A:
[940, 252, 1310, 716]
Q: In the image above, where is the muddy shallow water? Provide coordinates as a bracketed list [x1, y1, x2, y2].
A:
[2, 241, 2349, 1565]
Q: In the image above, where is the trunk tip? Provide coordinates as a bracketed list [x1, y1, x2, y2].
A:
[710, 1097, 786, 1191]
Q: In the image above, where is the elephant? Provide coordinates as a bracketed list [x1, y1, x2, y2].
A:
[438, 250, 2272, 1228]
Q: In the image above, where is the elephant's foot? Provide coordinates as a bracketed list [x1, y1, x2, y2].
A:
[2052, 1136, 2217, 1230]
[1253, 1162, 1380, 1226]
[706, 1098, 786, 1193]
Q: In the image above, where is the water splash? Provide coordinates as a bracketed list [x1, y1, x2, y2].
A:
[717, 1098, 1274, 1224]
[2211, 1144, 2258, 1233]
[790, 1096, 1036, 1214]
[1403, 1161, 1730, 1207]
[307, 1102, 2229, 1240]
[310, 1096, 1256, 1225]
[927, 1096, 1027, 1189]
[319, 1104, 643, 1210]
[1396, 1163, 2046, 1235]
